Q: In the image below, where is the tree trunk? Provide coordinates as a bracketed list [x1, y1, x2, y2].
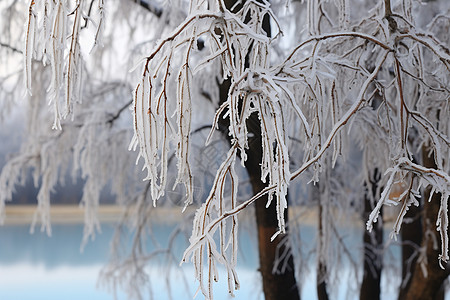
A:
[217, 66, 300, 300]
[312, 183, 329, 300]
[398, 149, 450, 300]
[246, 113, 300, 300]
[317, 228, 329, 300]
[397, 202, 422, 300]
[215, 1, 299, 297]
[360, 171, 383, 300]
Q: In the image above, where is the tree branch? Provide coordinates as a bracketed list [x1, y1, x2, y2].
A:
[130, 0, 162, 18]
[0, 41, 22, 54]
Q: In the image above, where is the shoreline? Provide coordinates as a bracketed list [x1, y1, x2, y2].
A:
[3, 205, 124, 224]
[2, 205, 207, 225]
[2, 204, 367, 226]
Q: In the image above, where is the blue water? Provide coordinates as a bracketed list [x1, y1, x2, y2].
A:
[0, 221, 264, 300]
[0, 218, 411, 300]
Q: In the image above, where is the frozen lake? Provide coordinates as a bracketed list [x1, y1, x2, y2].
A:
[0, 218, 264, 300]
[0, 207, 416, 300]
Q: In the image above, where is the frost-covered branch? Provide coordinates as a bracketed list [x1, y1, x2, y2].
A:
[1, 0, 449, 298]
[126, 0, 450, 296]
[367, 157, 450, 265]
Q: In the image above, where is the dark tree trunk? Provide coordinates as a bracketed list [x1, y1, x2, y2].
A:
[360, 171, 383, 300]
[398, 149, 450, 300]
[245, 109, 300, 300]
[317, 273, 329, 300]
[218, 80, 299, 300]
[253, 207, 299, 300]
[312, 183, 329, 300]
[215, 1, 300, 298]
[397, 202, 422, 300]
[317, 238, 329, 300]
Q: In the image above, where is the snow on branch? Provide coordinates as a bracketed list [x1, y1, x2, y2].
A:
[127, 0, 450, 296]
[4, 0, 449, 298]
[128, 12, 221, 207]
[23, 0, 103, 128]
[367, 157, 450, 266]
[128, 0, 295, 295]
[24, 0, 36, 96]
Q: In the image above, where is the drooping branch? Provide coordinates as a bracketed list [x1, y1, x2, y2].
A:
[183, 49, 390, 258]
[5, 0, 449, 299]
[291, 50, 390, 180]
